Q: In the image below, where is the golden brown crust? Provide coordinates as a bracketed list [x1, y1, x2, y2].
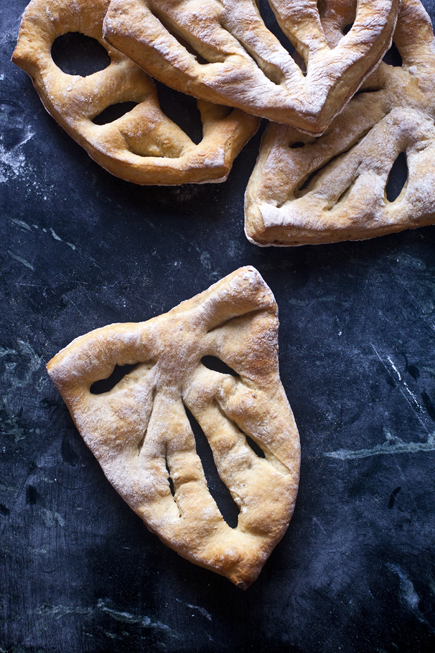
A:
[103, 0, 399, 134]
[46, 267, 300, 588]
[12, 0, 259, 185]
[245, 0, 435, 246]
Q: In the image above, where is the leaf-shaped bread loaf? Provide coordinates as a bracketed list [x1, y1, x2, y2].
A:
[245, 0, 435, 246]
[47, 267, 300, 588]
[103, 0, 399, 135]
[12, 0, 259, 185]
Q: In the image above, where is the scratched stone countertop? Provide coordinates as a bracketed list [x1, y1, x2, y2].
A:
[1, 1, 435, 652]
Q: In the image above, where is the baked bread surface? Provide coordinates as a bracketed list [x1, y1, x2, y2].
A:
[12, 0, 259, 185]
[103, 0, 399, 134]
[245, 0, 435, 246]
[46, 267, 300, 588]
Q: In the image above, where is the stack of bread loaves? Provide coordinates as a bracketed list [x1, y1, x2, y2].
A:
[13, 0, 435, 243]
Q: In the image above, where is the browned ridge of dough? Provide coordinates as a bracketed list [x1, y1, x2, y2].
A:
[245, 0, 435, 246]
[103, 0, 400, 135]
[12, 0, 259, 185]
[46, 267, 301, 588]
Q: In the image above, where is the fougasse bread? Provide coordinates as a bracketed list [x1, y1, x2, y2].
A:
[245, 0, 435, 246]
[103, 0, 399, 135]
[12, 0, 259, 185]
[46, 267, 300, 588]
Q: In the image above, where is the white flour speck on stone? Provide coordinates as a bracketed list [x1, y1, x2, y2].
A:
[0, 128, 34, 183]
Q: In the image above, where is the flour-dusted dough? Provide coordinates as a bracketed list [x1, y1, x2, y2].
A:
[12, 0, 259, 185]
[47, 267, 300, 588]
[103, 0, 399, 135]
[245, 0, 435, 246]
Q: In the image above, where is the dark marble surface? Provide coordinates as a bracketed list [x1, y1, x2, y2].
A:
[1, 1, 435, 651]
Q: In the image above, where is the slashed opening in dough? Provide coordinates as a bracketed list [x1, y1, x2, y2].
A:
[153, 79, 203, 145]
[184, 404, 239, 529]
[207, 309, 263, 333]
[317, 0, 357, 36]
[245, 434, 266, 459]
[255, 0, 300, 66]
[90, 362, 139, 394]
[295, 167, 320, 196]
[383, 42, 403, 67]
[254, 0, 310, 76]
[329, 179, 357, 211]
[213, 400, 267, 461]
[201, 356, 238, 377]
[385, 151, 408, 202]
[51, 32, 110, 76]
[165, 454, 176, 498]
[291, 129, 372, 202]
[353, 86, 383, 98]
[92, 101, 138, 125]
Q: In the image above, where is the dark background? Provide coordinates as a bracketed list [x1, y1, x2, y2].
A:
[1, 1, 435, 651]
